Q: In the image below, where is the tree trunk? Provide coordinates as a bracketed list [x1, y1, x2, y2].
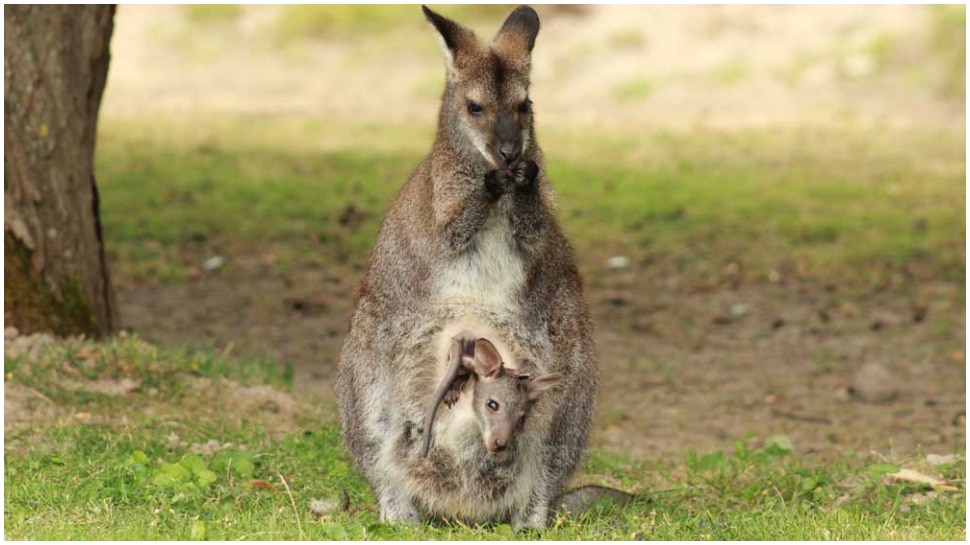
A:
[4, 5, 118, 337]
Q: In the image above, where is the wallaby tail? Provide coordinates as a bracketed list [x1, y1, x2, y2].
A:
[553, 484, 641, 518]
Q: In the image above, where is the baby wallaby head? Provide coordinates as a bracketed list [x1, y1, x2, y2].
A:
[422, 334, 561, 457]
[463, 337, 563, 455]
[422, 5, 540, 171]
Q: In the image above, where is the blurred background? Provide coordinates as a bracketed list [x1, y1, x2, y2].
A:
[95, 5, 964, 461]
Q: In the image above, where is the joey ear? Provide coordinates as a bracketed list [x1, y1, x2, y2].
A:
[493, 5, 540, 58]
[422, 5, 476, 70]
[472, 338, 504, 378]
[527, 372, 562, 401]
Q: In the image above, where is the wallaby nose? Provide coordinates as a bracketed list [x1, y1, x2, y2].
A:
[491, 438, 508, 453]
[498, 145, 519, 166]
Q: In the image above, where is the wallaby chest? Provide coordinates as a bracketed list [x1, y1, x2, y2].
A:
[433, 199, 525, 313]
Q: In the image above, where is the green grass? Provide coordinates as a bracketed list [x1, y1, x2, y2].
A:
[5, 336, 965, 540]
[183, 4, 242, 26]
[95, 115, 965, 293]
[615, 78, 654, 101]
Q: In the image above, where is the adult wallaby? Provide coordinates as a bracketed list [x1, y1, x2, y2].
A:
[336, 5, 598, 529]
[420, 334, 563, 457]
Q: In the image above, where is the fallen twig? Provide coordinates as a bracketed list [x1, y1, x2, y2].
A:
[21, 384, 55, 405]
[234, 530, 286, 541]
[771, 408, 833, 425]
[886, 468, 959, 492]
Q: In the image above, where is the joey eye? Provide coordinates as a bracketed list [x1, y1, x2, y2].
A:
[467, 101, 485, 116]
[486, 400, 500, 411]
[518, 99, 532, 114]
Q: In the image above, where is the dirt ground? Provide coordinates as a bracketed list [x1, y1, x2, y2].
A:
[116, 259, 966, 461]
[104, 5, 965, 462]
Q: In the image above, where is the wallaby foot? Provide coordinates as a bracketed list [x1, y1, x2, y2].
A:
[378, 490, 420, 525]
[512, 509, 548, 532]
[513, 500, 550, 532]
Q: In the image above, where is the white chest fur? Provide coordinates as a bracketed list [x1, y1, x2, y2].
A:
[434, 201, 525, 313]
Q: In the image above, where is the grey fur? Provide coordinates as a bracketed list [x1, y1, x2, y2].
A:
[336, 5, 597, 530]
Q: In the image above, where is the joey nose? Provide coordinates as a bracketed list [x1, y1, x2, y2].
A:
[491, 438, 508, 453]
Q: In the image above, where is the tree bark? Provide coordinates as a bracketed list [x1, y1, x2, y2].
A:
[4, 5, 118, 337]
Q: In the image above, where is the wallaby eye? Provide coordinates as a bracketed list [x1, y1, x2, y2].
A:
[518, 99, 532, 114]
[486, 400, 500, 411]
[467, 101, 485, 116]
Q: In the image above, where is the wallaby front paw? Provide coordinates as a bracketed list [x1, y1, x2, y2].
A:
[485, 168, 515, 200]
[513, 160, 539, 194]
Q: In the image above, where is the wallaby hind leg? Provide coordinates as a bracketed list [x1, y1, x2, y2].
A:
[512, 470, 554, 531]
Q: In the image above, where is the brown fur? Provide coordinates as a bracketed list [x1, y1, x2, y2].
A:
[335, 5, 597, 529]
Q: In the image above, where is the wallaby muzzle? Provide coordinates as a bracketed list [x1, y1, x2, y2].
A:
[485, 430, 511, 454]
[493, 112, 521, 167]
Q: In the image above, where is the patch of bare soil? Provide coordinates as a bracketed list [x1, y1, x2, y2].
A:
[180, 376, 311, 435]
[592, 276, 965, 461]
[115, 257, 357, 395]
[4, 329, 61, 432]
[116, 259, 966, 461]
[4, 327, 54, 360]
[2, 326, 311, 437]
[4, 374, 309, 441]
[59, 378, 141, 397]
[4, 382, 62, 433]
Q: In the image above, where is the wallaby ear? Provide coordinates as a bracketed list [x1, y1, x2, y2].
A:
[492, 5, 540, 58]
[472, 338, 504, 378]
[422, 5, 476, 70]
[527, 372, 562, 401]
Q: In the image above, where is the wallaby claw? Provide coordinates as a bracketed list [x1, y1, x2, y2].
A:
[442, 377, 465, 408]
